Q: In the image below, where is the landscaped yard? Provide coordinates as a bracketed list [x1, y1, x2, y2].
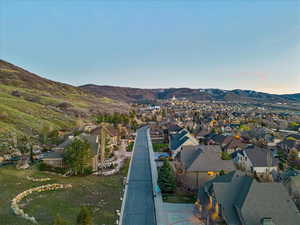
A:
[0, 161, 129, 225]
[152, 143, 169, 152]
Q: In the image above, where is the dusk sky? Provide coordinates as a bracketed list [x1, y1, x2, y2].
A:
[1, 0, 299, 94]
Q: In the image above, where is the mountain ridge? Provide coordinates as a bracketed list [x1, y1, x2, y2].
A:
[80, 84, 300, 104]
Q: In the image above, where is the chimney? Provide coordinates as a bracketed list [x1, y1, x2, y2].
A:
[261, 218, 276, 225]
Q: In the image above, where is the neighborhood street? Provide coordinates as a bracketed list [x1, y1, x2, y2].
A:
[121, 126, 156, 225]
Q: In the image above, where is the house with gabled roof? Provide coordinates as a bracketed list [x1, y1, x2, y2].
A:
[175, 145, 235, 189]
[169, 128, 198, 158]
[42, 133, 100, 172]
[195, 171, 300, 225]
[233, 146, 278, 174]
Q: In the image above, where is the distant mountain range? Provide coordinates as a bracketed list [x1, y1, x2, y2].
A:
[80, 84, 300, 104]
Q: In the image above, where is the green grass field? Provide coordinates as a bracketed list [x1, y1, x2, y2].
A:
[0, 162, 129, 225]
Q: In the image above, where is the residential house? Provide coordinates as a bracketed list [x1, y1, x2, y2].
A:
[222, 136, 246, 154]
[42, 133, 101, 172]
[233, 146, 278, 174]
[195, 171, 300, 225]
[277, 137, 300, 158]
[169, 128, 199, 158]
[205, 134, 246, 154]
[91, 125, 120, 150]
[41, 152, 64, 168]
[175, 145, 235, 189]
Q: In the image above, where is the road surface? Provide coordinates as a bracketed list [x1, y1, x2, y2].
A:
[121, 126, 156, 225]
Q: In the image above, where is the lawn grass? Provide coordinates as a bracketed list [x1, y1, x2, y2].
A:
[152, 143, 169, 152]
[0, 161, 129, 225]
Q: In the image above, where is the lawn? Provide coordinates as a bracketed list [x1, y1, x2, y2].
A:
[152, 143, 169, 152]
[0, 162, 129, 225]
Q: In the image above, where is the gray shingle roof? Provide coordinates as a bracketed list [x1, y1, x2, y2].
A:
[42, 151, 63, 159]
[198, 172, 300, 225]
[197, 171, 241, 206]
[181, 145, 235, 172]
[56, 133, 99, 156]
[241, 182, 300, 225]
[245, 146, 278, 167]
[214, 176, 253, 225]
[170, 129, 189, 151]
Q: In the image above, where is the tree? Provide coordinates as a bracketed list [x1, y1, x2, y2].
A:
[64, 139, 93, 175]
[288, 149, 299, 169]
[277, 150, 287, 170]
[76, 206, 93, 225]
[221, 152, 232, 160]
[53, 215, 68, 225]
[157, 159, 176, 193]
[219, 170, 225, 176]
[40, 124, 53, 146]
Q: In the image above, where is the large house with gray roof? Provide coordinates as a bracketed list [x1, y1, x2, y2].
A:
[195, 171, 300, 225]
[175, 145, 235, 189]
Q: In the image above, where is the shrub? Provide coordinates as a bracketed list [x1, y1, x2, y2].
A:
[127, 142, 134, 152]
[221, 152, 232, 160]
[53, 214, 68, 225]
[37, 162, 67, 174]
[77, 206, 93, 225]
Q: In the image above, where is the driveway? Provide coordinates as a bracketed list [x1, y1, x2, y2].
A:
[163, 203, 203, 225]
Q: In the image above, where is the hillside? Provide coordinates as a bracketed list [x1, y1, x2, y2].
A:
[80, 85, 300, 104]
[79, 84, 157, 103]
[0, 60, 129, 136]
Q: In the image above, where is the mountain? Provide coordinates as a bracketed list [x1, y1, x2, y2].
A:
[80, 85, 300, 104]
[0, 60, 129, 136]
[80, 84, 157, 103]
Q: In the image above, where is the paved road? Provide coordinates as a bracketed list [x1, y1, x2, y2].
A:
[121, 126, 156, 225]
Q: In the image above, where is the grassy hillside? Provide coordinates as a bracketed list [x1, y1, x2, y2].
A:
[0, 60, 129, 137]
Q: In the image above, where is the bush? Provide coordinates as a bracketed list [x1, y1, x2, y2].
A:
[127, 142, 134, 152]
[53, 214, 68, 225]
[77, 206, 93, 225]
[221, 152, 232, 160]
[0, 111, 9, 120]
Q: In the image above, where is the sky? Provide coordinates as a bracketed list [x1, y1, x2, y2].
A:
[0, 0, 300, 94]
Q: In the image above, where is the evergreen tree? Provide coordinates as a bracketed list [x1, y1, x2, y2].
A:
[77, 206, 93, 225]
[157, 159, 176, 193]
